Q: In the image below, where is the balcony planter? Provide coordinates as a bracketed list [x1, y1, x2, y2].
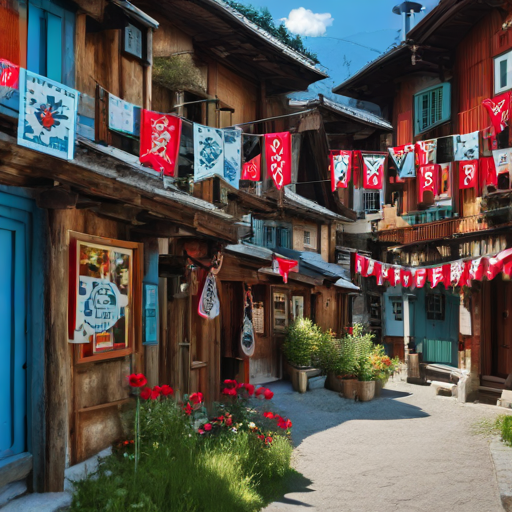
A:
[284, 360, 321, 393]
[356, 380, 375, 402]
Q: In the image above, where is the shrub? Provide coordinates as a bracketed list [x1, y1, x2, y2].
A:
[500, 415, 512, 446]
[282, 317, 323, 367]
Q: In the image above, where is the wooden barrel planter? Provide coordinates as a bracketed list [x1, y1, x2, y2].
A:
[340, 379, 358, 399]
[357, 380, 375, 402]
[284, 360, 321, 393]
[325, 372, 343, 393]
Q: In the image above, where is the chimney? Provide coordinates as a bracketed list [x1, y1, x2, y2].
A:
[393, 1, 425, 42]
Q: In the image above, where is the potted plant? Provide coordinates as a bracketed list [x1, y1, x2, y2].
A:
[316, 331, 344, 393]
[370, 345, 400, 396]
[351, 325, 376, 402]
[282, 318, 323, 392]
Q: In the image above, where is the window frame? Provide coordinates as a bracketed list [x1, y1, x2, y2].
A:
[414, 83, 451, 135]
[391, 299, 403, 321]
[426, 293, 445, 321]
[494, 49, 512, 95]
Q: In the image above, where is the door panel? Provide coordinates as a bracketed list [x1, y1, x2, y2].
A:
[496, 279, 512, 377]
[0, 217, 27, 460]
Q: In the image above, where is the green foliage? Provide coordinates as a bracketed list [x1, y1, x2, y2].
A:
[71, 400, 294, 512]
[370, 344, 400, 382]
[283, 318, 324, 367]
[153, 55, 205, 93]
[499, 415, 512, 446]
[223, 1, 319, 64]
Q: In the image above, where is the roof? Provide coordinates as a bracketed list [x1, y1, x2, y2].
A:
[273, 247, 360, 291]
[333, 0, 506, 103]
[110, 0, 159, 28]
[132, 0, 327, 95]
[289, 96, 392, 131]
[283, 188, 354, 222]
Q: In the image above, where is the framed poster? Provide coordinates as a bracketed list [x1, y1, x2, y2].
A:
[273, 291, 288, 331]
[69, 233, 141, 362]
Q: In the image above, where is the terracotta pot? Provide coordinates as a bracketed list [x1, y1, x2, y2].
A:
[341, 379, 358, 399]
[357, 380, 375, 402]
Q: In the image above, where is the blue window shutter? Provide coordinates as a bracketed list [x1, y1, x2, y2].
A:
[27, 4, 45, 75]
[441, 82, 451, 124]
[414, 82, 451, 135]
[46, 12, 62, 82]
[253, 219, 264, 247]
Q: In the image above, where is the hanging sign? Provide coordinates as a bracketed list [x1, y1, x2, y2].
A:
[443, 261, 467, 288]
[109, 93, 136, 135]
[265, 132, 292, 190]
[400, 269, 413, 288]
[198, 272, 220, 320]
[483, 91, 511, 134]
[361, 153, 386, 189]
[17, 68, 78, 160]
[414, 268, 427, 288]
[389, 144, 415, 178]
[466, 257, 485, 282]
[415, 139, 437, 166]
[194, 124, 225, 181]
[223, 128, 242, 189]
[418, 164, 438, 203]
[274, 256, 298, 283]
[140, 110, 182, 176]
[493, 148, 512, 178]
[480, 157, 497, 189]
[436, 136, 455, 163]
[354, 253, 368, 275]
[330, 150, 352, 190]
[459, 160, 478, 190]
[241, 290, 255, 357]
[428, 266, 445, 288]
[242, 154, 261, 181]
[454, 131, 479, 161]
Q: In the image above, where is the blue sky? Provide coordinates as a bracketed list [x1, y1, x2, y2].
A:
[235, 0, 440, 105]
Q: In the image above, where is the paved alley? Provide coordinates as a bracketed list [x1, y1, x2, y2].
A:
[264, 378, 507, 512]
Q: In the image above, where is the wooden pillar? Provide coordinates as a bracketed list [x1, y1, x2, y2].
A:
[158, 238, 169, 385]
[143, 28, 153, 111]
[45, 210, 72, 492]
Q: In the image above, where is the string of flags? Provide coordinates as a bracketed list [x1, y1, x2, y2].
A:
[2, 56, 512, 196]
[354, 248, 512, 289]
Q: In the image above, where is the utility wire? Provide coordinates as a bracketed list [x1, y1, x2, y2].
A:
[317, 36, 383, 54]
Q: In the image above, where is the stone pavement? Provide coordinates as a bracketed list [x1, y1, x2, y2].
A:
[264, 378, 509, 512]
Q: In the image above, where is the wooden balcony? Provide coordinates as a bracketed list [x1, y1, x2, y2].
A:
[377, 214, 490, 245]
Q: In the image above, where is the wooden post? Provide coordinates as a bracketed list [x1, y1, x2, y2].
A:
[143, 28, 153, 111]
[45, 210, 72, 492]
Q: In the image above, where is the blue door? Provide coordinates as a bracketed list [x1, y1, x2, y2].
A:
[0, 216, 27, 460]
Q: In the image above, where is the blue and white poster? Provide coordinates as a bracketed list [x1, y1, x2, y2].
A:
[194, 123, 225, 181]
[223, 128, 241, 189]
[454, 131, 479, 161]
[17, 68, 78, 160]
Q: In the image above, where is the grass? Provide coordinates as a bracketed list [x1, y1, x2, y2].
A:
[70, 400, 297, 512]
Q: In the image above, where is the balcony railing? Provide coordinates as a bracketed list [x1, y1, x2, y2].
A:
[377, 214, 490, 244]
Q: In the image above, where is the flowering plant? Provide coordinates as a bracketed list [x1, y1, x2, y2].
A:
[370, 345, 400, 382]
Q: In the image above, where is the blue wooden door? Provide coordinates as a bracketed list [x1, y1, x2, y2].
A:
[0, 216, 27, 460]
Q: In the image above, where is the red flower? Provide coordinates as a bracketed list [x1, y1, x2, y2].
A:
[140, 387, 152, 400]
[255, 387, 266, 397]
[223, 379, 238, 389]
[263, 412, 274, 419]
[263, 389, 274, 400]
[265, 436, 273, 445]
[123, 440, 129, 446]
[239, 383, 255, 396]
[225, 416, 233, 427]
[222, 387, 237, 397]
[189, 392, 203, 404]
[278, 418, 292, 430]
[204, 423, 212, 432]
[150, 386, 162, 400]
[258, 434, 265, 440]
[161, 384, 174, 396]
[198, 428, 205, 435]
[183, 403, 193, 416]
[41, 108, 55, 129]
[128, 373, 147, 388]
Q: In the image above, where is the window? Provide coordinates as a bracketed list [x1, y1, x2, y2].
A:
[277, 227, 291, 248]
[427, 294, 445, 321]
[391, 300, 403, 321]
[27, 0, 75, 86]
[273, 292, 288, 331]
[363, 191, 381, 213]
[414, 83, 451, 135]
[495, 50, 512, 94]
[304, 231, 311, 245]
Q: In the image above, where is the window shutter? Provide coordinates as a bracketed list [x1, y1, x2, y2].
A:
[253, 219, 264, 247]
[46, 12, 62, 82]
[414, 83, 451, 135]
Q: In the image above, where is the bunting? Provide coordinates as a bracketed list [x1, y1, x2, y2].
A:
[436, 136, 454, 163]
[414, 269, 427, 288]
[140, 110, 182, 176]
[483, 91, 511, 134]
[223, 128, 242, 189]
[459, 160, 478, 190]
[242, 154, 261, 181]
[265, 132, 292, 190]
[388, 144, 415, 178]
[479, 157, 497, 190]
[454, 131, 479, 161]
[0, 59, 19, 89]
[418, 164, 438, 203]
[194, 124, 225, 181]
[361, 153, 386, 189]
[493, 148, 512, 178]
[330, 150, 352, 190]
[415, 139, 437, 166]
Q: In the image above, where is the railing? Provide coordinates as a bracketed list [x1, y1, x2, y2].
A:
[377, 214, 490, 244]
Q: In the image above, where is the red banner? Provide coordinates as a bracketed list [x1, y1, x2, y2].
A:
[330, 150, 352, 191]
[365, 259, 382, 281]
[443, 261, 467, 288]
[140, 110, 182, 176]
[466, 258, 485, 282]
[459, 160, 478, 190]
[0, 59, 19, 88]
[428, 267, 445, 288]
[483, 91, 511, 134]
[485, 256, 503, 281]
[361, 153, 386, 189]
[354, 253, 368, 275]
[275, 256, 298, 284]
[400, 269, 413, 288]
[414, 268, 427, 288]
[242, 154, 261, 181]
[418, 164, 438, 203]
[265, 132, 292, 190]
[479, 156, 497, 191]
[415, 140, 437, 166]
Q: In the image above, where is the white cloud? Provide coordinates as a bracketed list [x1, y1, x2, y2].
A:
[282, 7, 334, 37]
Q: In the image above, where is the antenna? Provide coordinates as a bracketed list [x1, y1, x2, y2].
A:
[392, 1, 425, 41]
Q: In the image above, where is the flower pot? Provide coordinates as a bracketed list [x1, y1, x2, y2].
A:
[325, 372, 343, 392]
[374, 378, 388, 397]
[357, 380, 375, 402]
[340, 379, 358, 399]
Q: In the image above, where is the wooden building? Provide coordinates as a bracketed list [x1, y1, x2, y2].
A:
[334, 0, 512, 401]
